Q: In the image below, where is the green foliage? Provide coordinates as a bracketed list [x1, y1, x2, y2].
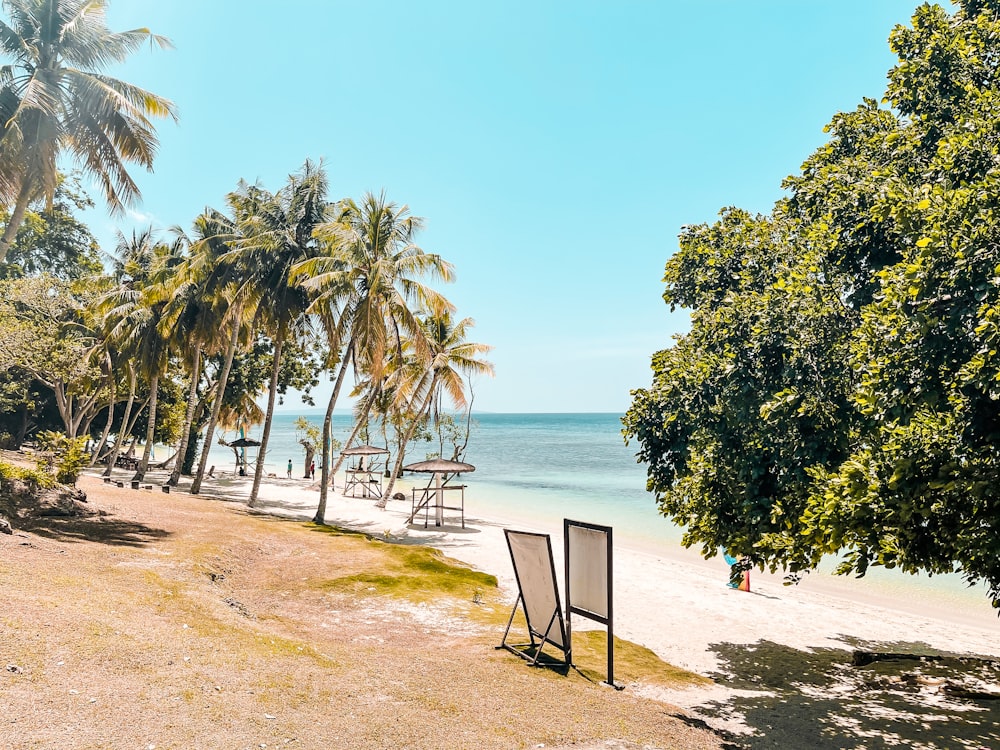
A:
[34, 430, 88, 485]
[0, 274, 108, 437]
[626, 0, 1000, 607]
[0, 0, 176, 262]
[0, 459, 55, 489]
[294, 417, 329, 453]
[0, 173, 102, 281]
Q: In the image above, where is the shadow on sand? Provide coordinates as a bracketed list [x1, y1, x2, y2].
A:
[21, 514, 171, 548]
[695, 638, 1000, 749]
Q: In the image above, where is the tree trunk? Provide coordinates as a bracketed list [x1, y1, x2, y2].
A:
[313, 343, 354, 524]
[132, 372, 159, 482]
[0, 181, 33, 264]
[191, 320, 240, 494]
[327, 386, 381, 488]
[14, 402, 28, 448]
[168, 347, 202, 486]
[51, 381, 73, 437]
[301, 445, 316, 478]
[103, 366, 137, 476]
[249, 331, 285, 508]
[382, 385, 435, 499]
[89, 353, 116, 468]
[181, 414, 203, 474]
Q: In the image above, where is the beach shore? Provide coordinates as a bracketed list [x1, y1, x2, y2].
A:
[138, 469, 996, 708]
[97, 466, 1000, 743]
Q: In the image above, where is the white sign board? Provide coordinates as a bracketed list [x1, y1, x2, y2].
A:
[505, 530, 566, 649]
[567, 524, 609, 619]
[564, 519, 616, 687]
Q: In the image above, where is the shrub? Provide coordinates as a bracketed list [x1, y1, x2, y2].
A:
[0, 460, 55, 490]
[34, 431, 89, 485]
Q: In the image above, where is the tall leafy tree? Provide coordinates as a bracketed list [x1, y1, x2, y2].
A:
[0, 172, 101, 280]
[625, 0, 1000, 607]
[381, 311, 493, 500]
[159, 227, 228, 487]
[101, 228, 180, 481]
[295, 191, 455, 524]
[0, 273, 106, 437]
[219, 160, 330, 506]
[186, 206, 249, 495]
[0, 0, 177, 262]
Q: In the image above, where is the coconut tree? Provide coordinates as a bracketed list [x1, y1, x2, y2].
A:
[160, 226, 236, 487]
[185, 207, 251, 495]
[382, 311, 494, 499]
[100, 228, 182, 481]
[294, 191, 455, 524]
[0, 0, 177, 262]
[219, 160, 331, 506]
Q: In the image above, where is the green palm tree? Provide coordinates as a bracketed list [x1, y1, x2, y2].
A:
[382, 311, 493, 499]
[0, 0, 177, 262]
[294, 191, 455, 524]
[186, 206, 252, 495]
[159, 226, 236, 487]
[101, 228, 181, 481]
[219, 160, 331, 506]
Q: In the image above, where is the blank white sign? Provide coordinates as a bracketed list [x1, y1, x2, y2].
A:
[568, 524, 609, 619]
[506, 531, 565, 648]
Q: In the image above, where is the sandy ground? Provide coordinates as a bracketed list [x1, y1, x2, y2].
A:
[2, 469, 726, 750]
[168, 466, 1000, 748]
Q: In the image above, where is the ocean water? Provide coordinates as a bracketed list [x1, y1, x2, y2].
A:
[204, 411, 661, 535]
[203, 411, 996, 619]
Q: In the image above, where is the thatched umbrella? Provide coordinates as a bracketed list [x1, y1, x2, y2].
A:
[228, 437, 261, 448]
[226, 437, 261, 476]
[402, 458, 475, 474]
[403, 458, 476, 526]
[341, 444, 389, 470]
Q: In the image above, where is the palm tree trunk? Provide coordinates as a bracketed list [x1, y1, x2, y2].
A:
[168, 347, 202, 486]
[327, 386, 382, 489]
[132, 372, 159, 481]
[0, 181, 33, 264]
[313, 344, 354, 524]
[103, 366, 137, 476]
[382, 385, 435, 499]
[191, 320, 240, 494]
[249, 331, 285, 507]
[89, 353, 116, 468]
[330, 417, 365, 479]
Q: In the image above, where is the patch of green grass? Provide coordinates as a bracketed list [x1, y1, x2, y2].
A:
[317, 541, 498, 603]
[306, 522, 370, 540]
[571, 629, 711, 688]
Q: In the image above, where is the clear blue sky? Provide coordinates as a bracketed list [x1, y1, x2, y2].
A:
[87, 0, 923, 413]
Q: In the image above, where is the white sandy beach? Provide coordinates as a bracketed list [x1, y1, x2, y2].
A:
[113, 467, 1000, 739]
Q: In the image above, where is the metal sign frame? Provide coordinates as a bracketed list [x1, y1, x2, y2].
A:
[498, 529, 570, 668]
[564, 518, 617, 688]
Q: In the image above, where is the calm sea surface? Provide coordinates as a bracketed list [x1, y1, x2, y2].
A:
[204, 411, 995, 617]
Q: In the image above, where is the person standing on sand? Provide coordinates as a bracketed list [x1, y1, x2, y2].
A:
[287, 459, 293, 479]
[309, 460, 315, 479]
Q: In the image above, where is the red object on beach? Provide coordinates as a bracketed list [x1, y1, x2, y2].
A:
[738, 570, 750, 592]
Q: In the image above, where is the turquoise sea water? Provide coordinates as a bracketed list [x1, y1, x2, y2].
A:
[205, 411, 662, 536]
[204, 411, 997, 622]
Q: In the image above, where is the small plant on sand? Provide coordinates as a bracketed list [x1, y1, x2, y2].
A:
[0, 460, 55, 490]
[35, 431, 89, 485]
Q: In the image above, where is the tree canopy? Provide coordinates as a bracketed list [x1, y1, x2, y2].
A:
[0, 0, 176, 262]
[624, 0, 1000, 608]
